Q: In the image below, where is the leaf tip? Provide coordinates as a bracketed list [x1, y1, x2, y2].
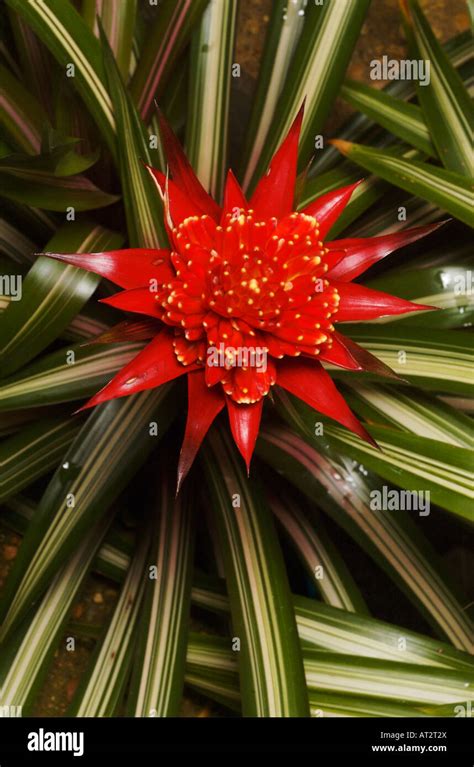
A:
[328, 139, 353, 155]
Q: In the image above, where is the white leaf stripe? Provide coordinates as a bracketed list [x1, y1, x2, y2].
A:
[189, 578, 473, 672]
[247, 0, 369, 188]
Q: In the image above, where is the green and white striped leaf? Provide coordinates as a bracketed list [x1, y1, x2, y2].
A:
[68, 529, 149, 717]
[239, 0, 307, 188]
[127, 472, 195, 717]
[0, 385, 177, 641]
[130, 0, 208, 123]
[189, 576, 473, 672]
[270, 490, 369, 614]
[312, 30, 472, 175]
[185, 634, 473, 711]
[0, 512, 113, 712]
[83, 0, 137, 79]
[294, 596, 474, 672]
[0, 341, 144, 412]
[325, 423, 473, 521]
[345, 384, 473, 448]
[258, 411, 473, 650]
[0, 416, 80, 502]
[0, 221, 123, 377]
[100, 23, 166, 248]
[201, 428, 309, 716]
[339, 325, 473, 396]
[2, 493, 133, 586]
[331, 141, 473, 227]
[303, 651, 474, 705]
[186, 0, 237, 198]
[341, 81, 435, 157]
[5, 0, 116, 156]
[245, 0, 370, 192]
[402, 0, 473, 176]
[7, 502, 469, 676]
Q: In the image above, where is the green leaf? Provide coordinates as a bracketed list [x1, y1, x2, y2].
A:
[0, 141, 99, 177]
[7, 503, 470, 674]
[402, 0, 473, 176]
[238, 0, 307, 188]
[345, 384, 473, 449]
[0, 341, 144, 411]
[326, 423, 473, 522]
[303, 651, 474, 705]
[0, 385, 177, 641]
[83, 0, 137, 79]
[312, 30, 472, 175]
[0, 218, 37, 265]
[189, 577, 473, 673]
[0, 62, 47, 153]
[0, 416, 80, 502]
[186, 0, 237, 198]
[130, 0, 209, 123]
[7, 8, 54, 116]
[127, 471, 195, 717]
[0, 169, 119, 211]
[340, 325, 473, 396]
[201, 428, 310, 716]
[5, 0, 117, 157]
[244, 0, 370, 192]
[270, 489, 369, 614]
[0, 221, 123, 376]
[100, 23, 166, 248]
[331, 141, 473, 227]
[68, 529, 150, 717]
[185, 634, 474, 710]
[341, 81, 435, 156]
[258, 407, 473, 651]
[0, 513, 114, 712]
[364, 265, 474, 329]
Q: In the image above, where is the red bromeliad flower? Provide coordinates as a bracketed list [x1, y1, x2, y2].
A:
[46, 107, 439, 488]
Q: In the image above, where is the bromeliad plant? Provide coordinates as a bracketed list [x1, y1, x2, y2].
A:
[0, 0, 473, 719]
[45, 107, 440, 486]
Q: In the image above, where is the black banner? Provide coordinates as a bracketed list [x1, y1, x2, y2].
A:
[0, 716, 471, 761]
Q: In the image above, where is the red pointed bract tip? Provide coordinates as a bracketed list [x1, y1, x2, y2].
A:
[41, 104, 440, 483]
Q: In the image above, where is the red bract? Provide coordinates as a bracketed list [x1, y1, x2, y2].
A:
[45, 106, 440, 488]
